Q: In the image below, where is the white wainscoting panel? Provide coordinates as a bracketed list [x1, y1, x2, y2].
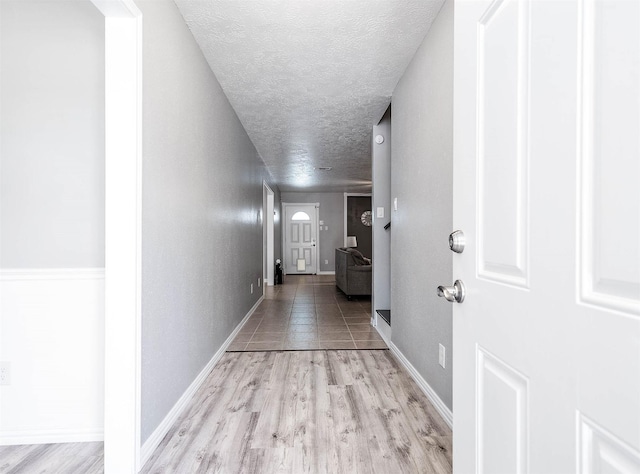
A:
[0, 268, 105, 445]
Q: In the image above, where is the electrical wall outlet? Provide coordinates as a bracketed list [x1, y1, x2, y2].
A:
[324, 259, 328, 265]
[439, 344, 446, 368]
[0, 361, 10, 386]
[250, 283, 254, 294]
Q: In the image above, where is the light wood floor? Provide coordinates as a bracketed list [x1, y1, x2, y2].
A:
[0, 350, 451, 473]
[230, 275, 387, 351]
[0, 441, 103, 473]
[142, 350, 451, 473]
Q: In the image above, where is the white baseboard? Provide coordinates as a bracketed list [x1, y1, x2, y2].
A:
[373, 314, 391, 344]
[317, 271, 335, 275]
[389, 342, 453, 429]
[0, 429, 103, 446]
[139, 296, 264, 469]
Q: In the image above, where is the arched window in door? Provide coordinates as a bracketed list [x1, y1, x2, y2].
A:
[291, 211, 311, 221]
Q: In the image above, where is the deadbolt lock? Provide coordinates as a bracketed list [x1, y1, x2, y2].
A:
[449, 230, 465, 253]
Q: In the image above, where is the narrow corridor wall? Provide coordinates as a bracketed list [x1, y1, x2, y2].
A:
[138, 0, 274, 443]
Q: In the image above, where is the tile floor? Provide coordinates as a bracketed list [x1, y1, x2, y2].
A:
[227, 274, 388, 351]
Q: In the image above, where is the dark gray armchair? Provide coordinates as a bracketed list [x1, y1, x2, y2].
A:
[335, 248, 372, 299]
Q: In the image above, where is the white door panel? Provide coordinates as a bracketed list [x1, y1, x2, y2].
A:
[577, 0, 640, 316]
[477, 0, 530, 289]
[453, 0, 640, 472]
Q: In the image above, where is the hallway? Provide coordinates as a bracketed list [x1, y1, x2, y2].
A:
[0, 353, 452, 474]
[229, 275, 387, 351]
[141, 274, 451, 472]
[0, 276, 451, 473]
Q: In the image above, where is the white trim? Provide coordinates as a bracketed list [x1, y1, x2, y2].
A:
[0, 429, 104, 446]
[263, 181, 275, 288]
[139, 296, 264, 469]
[317, 271, 336, 276]
[373, 313, 392, 343]
[91, 0, 139, 17]
[0, 268, 105, 280]
[90, 0, 144, 471]
[389, 342, 453, 429]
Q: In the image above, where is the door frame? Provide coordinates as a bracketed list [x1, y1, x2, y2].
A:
[90, 0, 142, 471]
[343, 193, 372, 247]
[282, 202, 320, 275]
[263, 182, 275, 287]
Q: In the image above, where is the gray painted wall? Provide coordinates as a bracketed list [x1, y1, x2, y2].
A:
[372, 107, 392, 314]
[0, 0, 105, 268]
[280, 192, 343, 273]
[390, 0, 453, 410]
[139, 0, 275, 443]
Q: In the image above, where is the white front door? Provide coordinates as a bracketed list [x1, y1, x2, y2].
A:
[283, 203, 318, 275]
[453, 1, 640, 472]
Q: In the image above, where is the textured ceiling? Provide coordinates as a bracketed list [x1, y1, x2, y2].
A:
[173, 0, 445, 192]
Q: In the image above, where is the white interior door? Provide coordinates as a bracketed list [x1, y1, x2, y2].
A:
[452, 1, 640, 472]
[283, 203, 318, 275]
